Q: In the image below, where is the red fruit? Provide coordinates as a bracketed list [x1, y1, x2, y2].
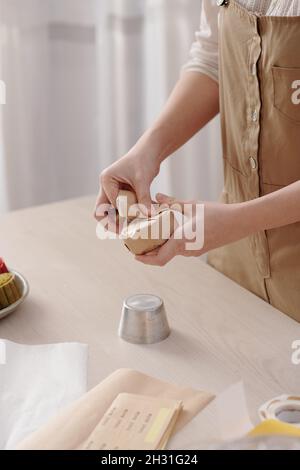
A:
[0, 258, 9, 274]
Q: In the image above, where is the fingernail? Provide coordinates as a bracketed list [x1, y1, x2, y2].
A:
[95, 205, 103, 217]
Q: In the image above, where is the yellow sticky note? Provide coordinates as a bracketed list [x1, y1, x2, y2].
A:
[145, 408, 172, 443]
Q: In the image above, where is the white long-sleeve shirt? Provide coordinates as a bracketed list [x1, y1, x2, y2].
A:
[183, 0, 300, 83]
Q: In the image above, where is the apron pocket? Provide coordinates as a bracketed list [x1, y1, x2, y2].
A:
[272, 66, 300, 123]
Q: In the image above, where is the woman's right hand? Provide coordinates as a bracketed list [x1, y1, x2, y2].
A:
[94, 151, 160, 220]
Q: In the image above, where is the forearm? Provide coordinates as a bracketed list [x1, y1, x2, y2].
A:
[129, 72, 219, 165]
[240, 181, 300, 235]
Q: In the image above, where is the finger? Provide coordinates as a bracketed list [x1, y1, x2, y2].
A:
[155, 193, 176, 205]
[156, 193, 185, 213]
[135, 239, 177, 266]
[142, 247, 160, 256]
[135, 183, 153, 216]
[102, 175, 120, 208]
[95, 168, 123, 220]
[94, 188, 111, 221]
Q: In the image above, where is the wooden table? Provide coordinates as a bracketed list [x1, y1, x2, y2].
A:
[1, 196, 300, 449]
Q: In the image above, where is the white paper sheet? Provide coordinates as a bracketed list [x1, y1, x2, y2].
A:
[215, 381, 253, 441]
[0, 339, 88, 450]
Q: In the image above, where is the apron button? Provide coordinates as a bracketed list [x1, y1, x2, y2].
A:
[249, 156, 257, 170]
[251, 109, 258, 122]
[251, 63, 257, 76]
[216, 0, 229, 6]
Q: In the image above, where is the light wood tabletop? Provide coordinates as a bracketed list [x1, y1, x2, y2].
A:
[0, 196, 300, 448]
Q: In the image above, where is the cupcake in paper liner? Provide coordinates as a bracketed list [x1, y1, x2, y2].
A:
[0, 272, 21, 310]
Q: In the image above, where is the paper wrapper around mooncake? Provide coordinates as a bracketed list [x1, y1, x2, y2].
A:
[116, 189, 139, 219]
[116, 190, 177, 255]
[0, 272, 21, 310]
[121, 210, 176, 255]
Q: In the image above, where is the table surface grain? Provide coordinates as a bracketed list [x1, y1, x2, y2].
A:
[1, 196, 300, 448]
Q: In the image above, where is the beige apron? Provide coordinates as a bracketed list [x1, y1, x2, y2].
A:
[208, 0, 300, 322]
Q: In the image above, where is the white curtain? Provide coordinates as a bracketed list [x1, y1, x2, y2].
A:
[0, 0, 222, 214]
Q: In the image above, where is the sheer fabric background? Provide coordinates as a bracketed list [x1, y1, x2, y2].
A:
[0, 0, 222, 213]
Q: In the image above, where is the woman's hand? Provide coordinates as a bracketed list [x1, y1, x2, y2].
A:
[94, 72, 220, 221]
[94, 151, 160, 220]
[136, 193, 249, 266]
[136, 181, 300, 266]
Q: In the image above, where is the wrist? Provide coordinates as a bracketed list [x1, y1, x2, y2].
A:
[232, 200, 263, 237]
[131, 126, 173, 166]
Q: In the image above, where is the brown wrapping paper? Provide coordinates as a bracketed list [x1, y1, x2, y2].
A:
[17, 368, 214, 450]
[116, 190, 177, 255]
[121, 210, 176, 256]
[116, 190, 138, 219]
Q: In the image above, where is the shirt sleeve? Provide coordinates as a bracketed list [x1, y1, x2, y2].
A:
[182, 0, 220, 83]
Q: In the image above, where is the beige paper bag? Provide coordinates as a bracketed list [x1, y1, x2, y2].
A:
[17, 368, 214, 450]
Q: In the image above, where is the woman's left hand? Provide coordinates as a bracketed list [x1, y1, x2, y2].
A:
[135, 193, 249, 266]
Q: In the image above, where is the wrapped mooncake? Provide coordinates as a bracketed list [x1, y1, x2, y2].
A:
[116, 190, 177, 255]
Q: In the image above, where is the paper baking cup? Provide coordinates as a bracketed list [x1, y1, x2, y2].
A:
[259, 395, 300, 428]
[0, 273, 21, 309]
